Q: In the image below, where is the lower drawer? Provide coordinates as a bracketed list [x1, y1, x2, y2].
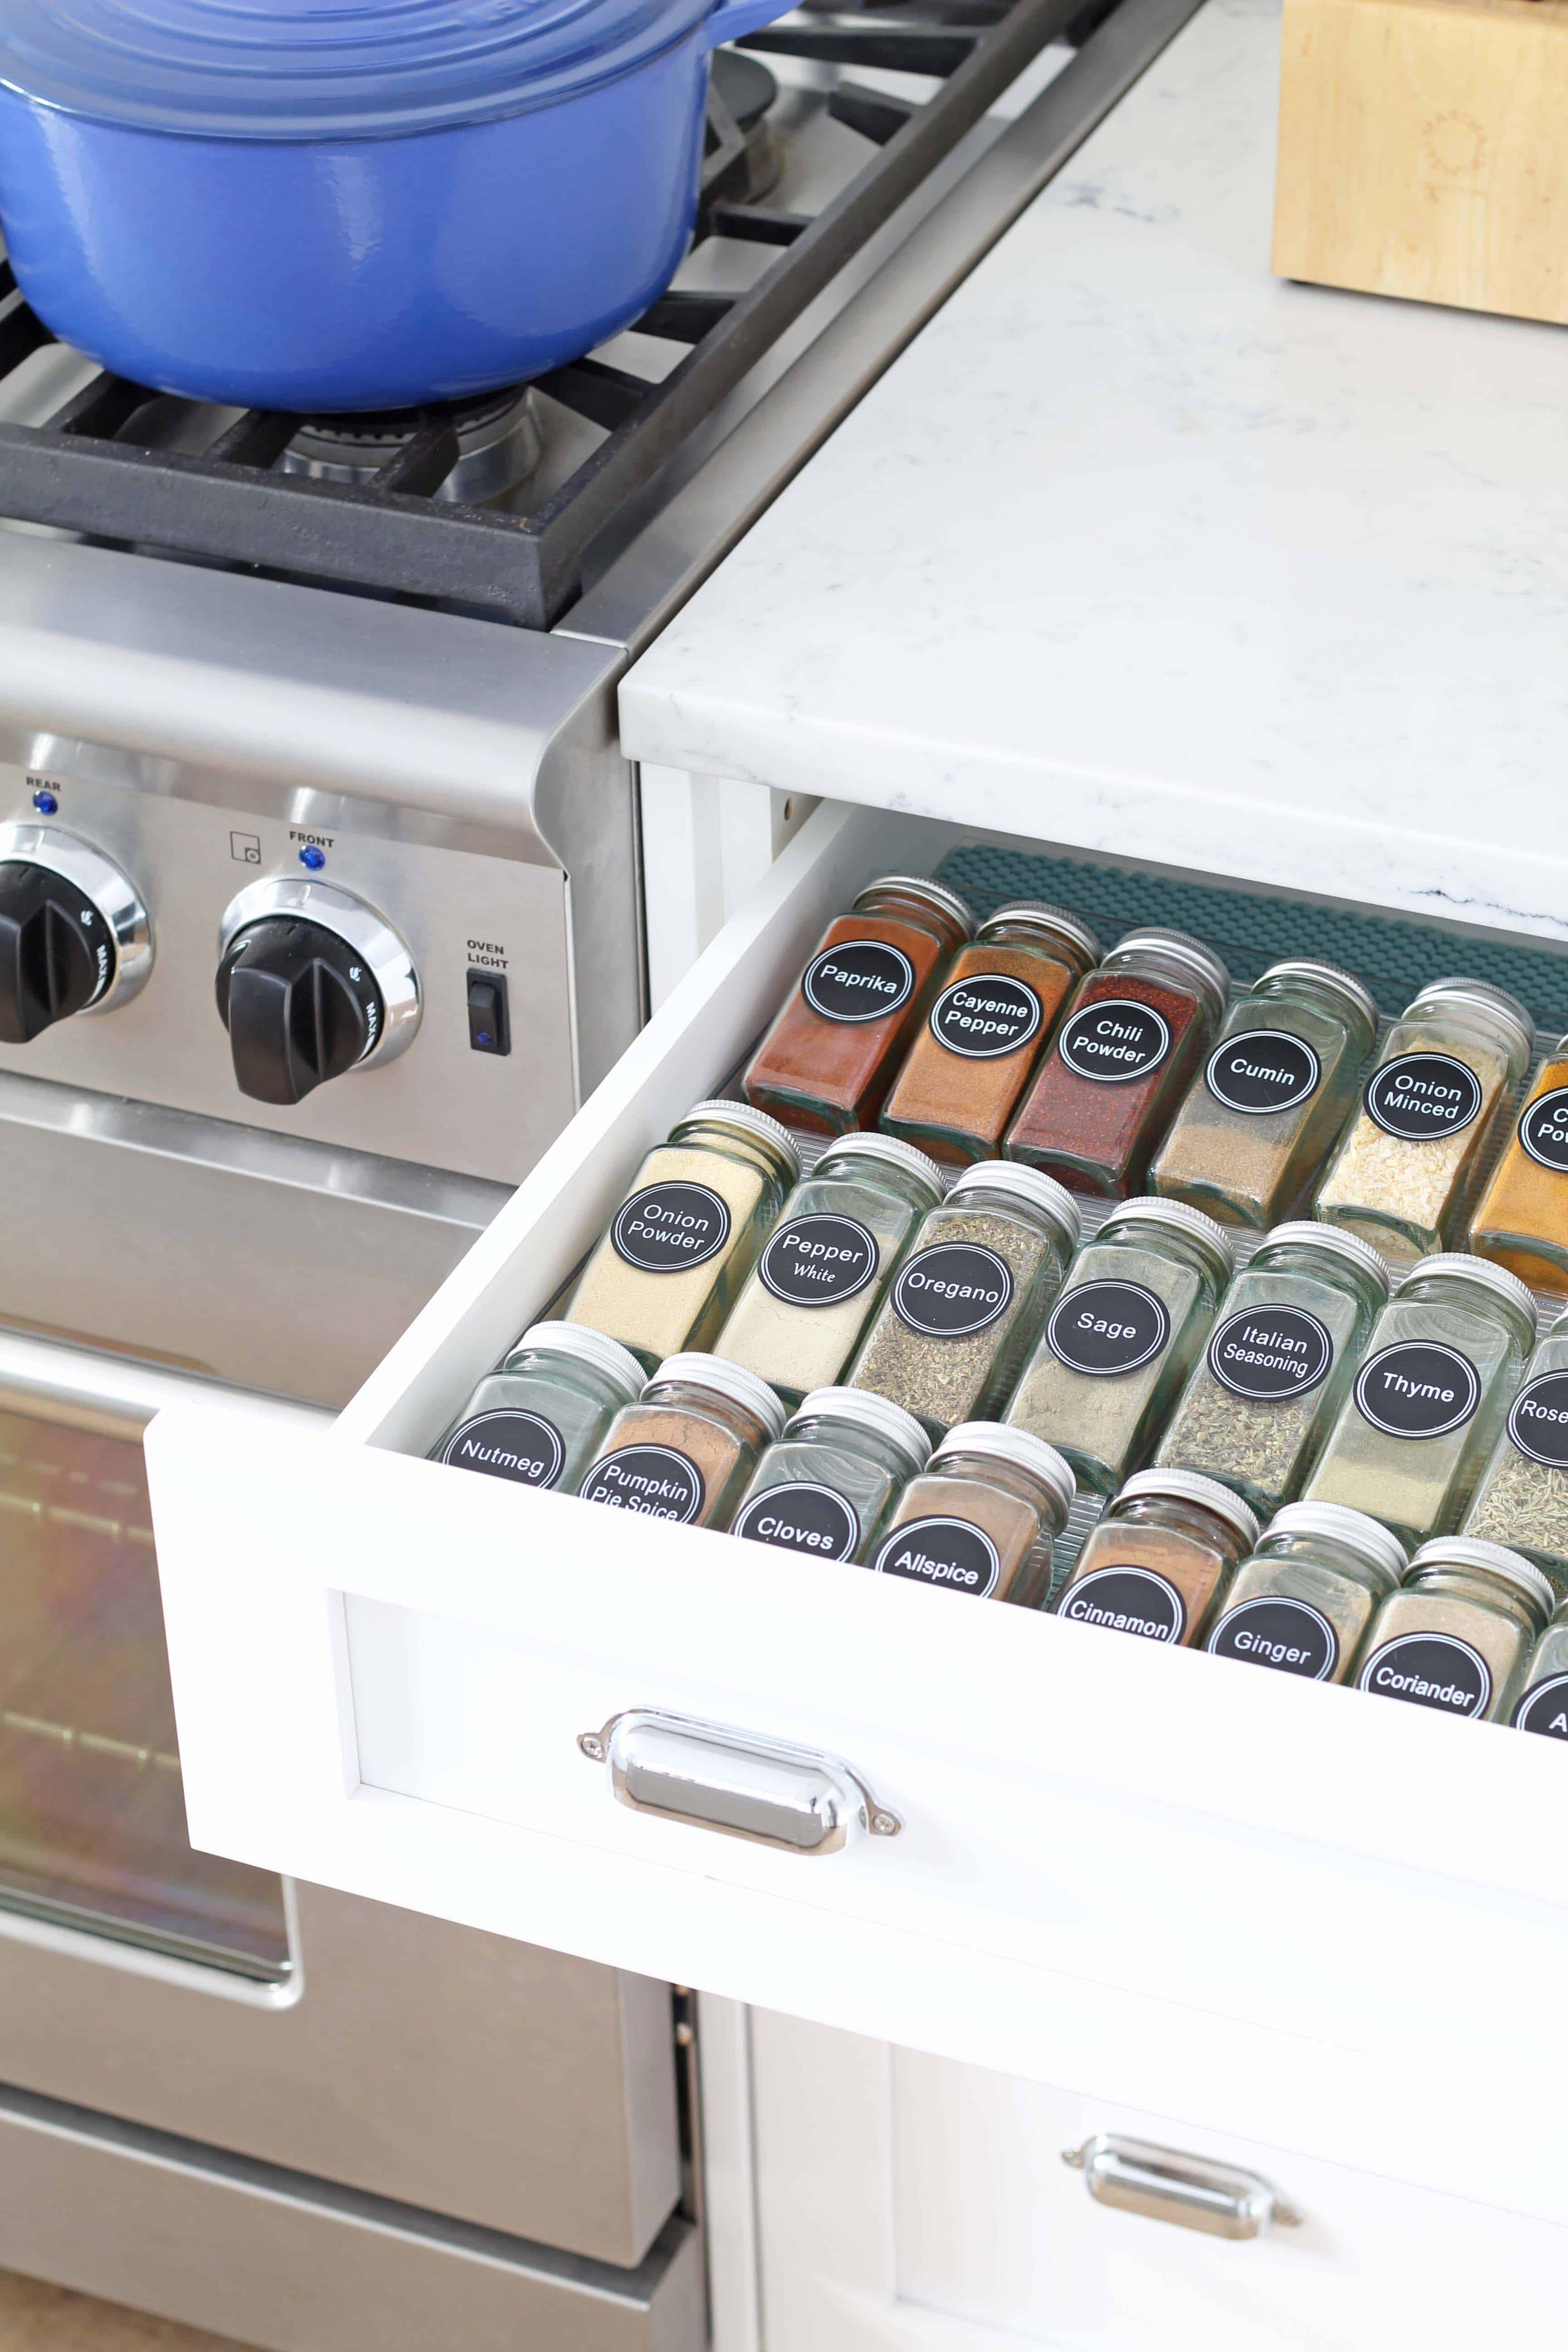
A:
[147, 800, 1568, 2226]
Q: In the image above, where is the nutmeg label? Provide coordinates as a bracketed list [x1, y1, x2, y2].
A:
[803, 938, 916, 1024]
[1056, 999, 1171, 1085]
[929, 973, 1044, 1059]
[441, 1409, 566, 1489]
[1364, 1052, 1482, 1142]
[612, 1182, 731, 1274]
[580, 1446, 703, 1523]
[733, 1482, 860, 1561]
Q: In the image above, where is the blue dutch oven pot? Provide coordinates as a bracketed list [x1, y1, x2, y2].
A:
[0, 0, 795, 411]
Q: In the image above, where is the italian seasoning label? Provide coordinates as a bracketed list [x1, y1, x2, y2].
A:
[1045, 1279, 1170, 1378]
[1358, 1631, 1492, 1717]
[759, 1213, 879, 1308]
[1513, 1674, 1568, 1739]
[802, 937, 916, 1024]
[1059, 1565, 1185, 1642]
[1364, 1051, 1483, 1142]
[928, 972, 1044, 1059]
[733, 1482, 860, 1561]
[1208, 1305, 1334, 1402]
[1055, 998, 1171, 1085]
[1208, 1595, 1338, 1680]
[441, 1409, 567, 1489]
[892, 1241, 1013, 1338]
[612, 1181, 731, 1274]
[1354, 1341, 1480, 1440]
[1205, 1029, 1322, 1117]
[579, 1445, 703, 1522]
[1519, 1085, 1568, 1174]
[873, 1514, 1000, 1596]
[1507, 1371, 1568, 1469]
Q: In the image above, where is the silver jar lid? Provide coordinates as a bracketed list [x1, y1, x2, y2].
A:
[931, 1420, 1077, 1525]
[1262, 1220, 1392, 1295]
[816, 1131, 951, 1200]
[1258, 958, 1381, 1035]
[644, 1352, 788, 1442]
[512, 1321, 645, 1401]
[853, 873, 975, 935]
[1263, 1500, 1409, 1583]
[1102, 1196, 1235, 1285]
[1110, 926, 1231, 1009]
[1398, 1252, 1537, 1323]
[1116, 1467, 1260, 1550]
[977, 900, 1102, 965]
[1407, 1535, 1556, 1617]
[682, 1098, 802, 1179]
[950, 1159, 1082, 1248]
[790, 1385, 932, 1474]
[1405, 976, 1535, 1067]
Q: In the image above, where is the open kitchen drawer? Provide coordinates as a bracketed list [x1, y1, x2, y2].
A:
[147, 800, 1568, 2226]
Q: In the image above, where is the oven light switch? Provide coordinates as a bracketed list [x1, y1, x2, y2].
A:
[467, 969, 510, 1057]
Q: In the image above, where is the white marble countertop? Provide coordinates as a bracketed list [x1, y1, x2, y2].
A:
[620, 0, 1568, 941]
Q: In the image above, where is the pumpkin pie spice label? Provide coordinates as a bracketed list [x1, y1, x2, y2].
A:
[580, 1445, 704, 1522]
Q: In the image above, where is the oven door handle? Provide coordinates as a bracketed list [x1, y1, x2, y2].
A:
[0, 1326, 328, 1443]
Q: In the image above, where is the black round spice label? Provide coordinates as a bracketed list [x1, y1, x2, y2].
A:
[1207, 1595, 1338, 1680]
[1208, 1305, 1334, 1402]
[802, 937, 916, 1024]
[893, 1242, 1014, 1338]
[759, 1213, 880, 1309]
[872, 1514, 1000, 1597]
[1058, 1565, 1185, 1643]
[1507, 1371, 1568, 1470]
[1353, 1341, 1480, 1440]
[1519, 1085, 1568, 1175]
[1205, 1029, 1322, 1117]
[733, 1481, 860, 1561]
[579, 1445, 704, 1523]
[441, 1409, 567, 1489]
[1364, 1052, 1483, 1142]
[1358, 1632, 1491, 1718]
[1055, 998, 1172, 1085]
[612, 1181, 731, 1274]
[928, 972, 1044, 1060]
[1513, 1673, 1568, 1739]
[1046, 1279, 1171, 1378]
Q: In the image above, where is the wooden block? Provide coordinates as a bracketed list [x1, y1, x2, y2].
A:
[1273, 0, 1568, 326]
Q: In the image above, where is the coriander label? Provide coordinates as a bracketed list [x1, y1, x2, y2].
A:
[929, 973, 1044, 1059]
[580, 1445, 703, 1522]
[441, 1409, 566, 1489]
[1513, 1674, 1568, 1739]
[733, 1482, 860, 1561]
[1519, 1085, 1568, 1175]
[612, 1181, 731, 1274]
[1056, 998, 1171, 1085]
[1205, 1029, 1321, 1117]
[759, 1213, 879, 1308]
[873, 1514, 1000, 1597]
[803, 938, 916, 1024]
[1208, 1305, 1334, 1402]
[1059, 1565, 1185, 1643]
[1364, 1052, 1483, 1142]
[1046, 1278, 1170, 1378]
[1354, 1341, 1480, 1440]
[1358, 1632, 1491, 1718]
[1507, 1371, 1568, 1470]
[892, 1242, 1013, 1338]
[1208, 1595, 1338, 1680]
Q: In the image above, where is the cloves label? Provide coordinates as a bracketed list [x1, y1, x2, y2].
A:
[1353, 1341, 1480, 1440]
[1208, 1305, 1333, 1402]
[1059, 1565, 1185, 1642]
[1208, 1595, 1337, 1680]
[735, 1481, 860, 1560]
[892, 1241, 1014, 1338]
[1205, 1029, 1321, 1117]
[579, 1445, 704, 1522]
[929, 972, 1044, 1059]
[1357, 1632, 1491, 1717]
[1507, 1371, 1568, 1469]
[873, 1514, 1000, 1596]
[612, 1181, 731, 1274]
[441, 1409, 566, 1489]
[1364, 1052, 1482, 1142]
[1518, 1085, 1568, 1174]
[1046, 1278, 1170, 1377]
[1055, 998, 1171, 1085]
[802, 937, 916, 1024]
[1513, 1673, 1568, 1739]
[759, 1213, 879, 1308]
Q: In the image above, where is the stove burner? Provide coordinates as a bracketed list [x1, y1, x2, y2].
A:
[281, 387, 542, 505]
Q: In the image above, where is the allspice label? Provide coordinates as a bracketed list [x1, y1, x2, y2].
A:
[1056, 998, 1171, 1084]
[1208, 1305, 1333, 1402]
[1205, 1029, 1321, 1117]
[1059, 1565, 1185, 1642]
[928, 973, 1044, 1059]
[1364, 1053, 1482, 1142]
[612, 1182, 731, 1273]
[1046, 1278, 1171, 1377]
[1514, 1674, 1568, 1739]
[1208, 1595, 1337, 1680]
[758, 1213, 879, 1308]
[1519, 1086, 1568, 1173]
[733, 1482, 860, 1561]
[802, 938, 916, 1023]
[1507, 1371, 1568, 1469]
[1357, 1632, 1491, 1717]
[441, 1409, 566, 1488]
[1354, 1341, 1480, 1440]
[892, 1242, 1013, 1338]
[873, 1515, 1000, 1597]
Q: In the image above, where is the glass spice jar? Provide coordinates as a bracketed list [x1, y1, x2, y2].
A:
[1149, 959, 1379, 1231]
[714, 1133, 947, 1407]
[1468, 1035, 1568, 1293]
[431, 1321, 645, 1494]
[578, 1353, 786, 1527]
[868, 1422, 1075, 1607]
[1313, 977, 1534, 1267]
[1354, 1536, 1553, 1724]
[1004, 927, 1230, 1200]
[1509, 1597, 1568, 1739]
[1304, 1254, 1538, 1550]
[743, 874, 974, 1137]
[1205, 1501, 1407, 1684]
[878, 901, 1101, 1166]
[567, 1100, 799, 1372]
[1004, 1197, 1233, 1498]
[1462, 1308, 1568, 1594]
[847, 1161, 1080, 1438]
[730, 1387, 931, 1565]
[1054, 1469, 1259, 1648]
[1155, 1221, 1391, 1519]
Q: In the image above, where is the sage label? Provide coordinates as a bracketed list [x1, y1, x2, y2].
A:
[1354, 1341, 1480, 1440]
[803, 937, 915, 1024]
[1205, 1029, 1321, 1117]
[1059, 1565, 1185, 1643]
[759, 1213, 879, 1308]
[1208, 1595, 1337, 1680]
[1364, 1052, 1483, 1142]
[1513, 1674, 1568, 1739]
[873, 1514, 1000, 1596]
[1519, 1085, 1568, 1175]
[1358, 1631, 1491, 1717]
[733, 1481, 860, 1561]
[1056, 998, 1171, 1085]
[1046, 1278, 1170, 1377]
[613, 1181, 731, 1274]
[579, 1445, 703, 1523]
[1507, 1371, 1568, 1470]
[441, 1409, 566, 1489]
[1208, 1305, 1333, 1402]
[929, 973, 1043, 1059]
[893, 1242, 1013, 1338]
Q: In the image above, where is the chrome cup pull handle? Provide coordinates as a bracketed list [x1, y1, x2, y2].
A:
[1063, 2134, 1303, 2239]
[578, 1708, 902, 1856]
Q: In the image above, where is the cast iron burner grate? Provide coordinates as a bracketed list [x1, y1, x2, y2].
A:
[0, 0, 1120, 630]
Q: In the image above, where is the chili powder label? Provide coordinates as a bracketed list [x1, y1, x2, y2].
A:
[1514, 1674, 1568, 1739]
[759, 1213, 879, 1308]
[1353, 1341, 1480, 1440]
[802, 938, 916, 1024]
[1055, 997, 1171, 1084]
[734, 1482, 860, 1561]
[928, 973, 1044, 1059]
[1208, 1305, 1334, 1402]
[441, 1409, 566, 1489]
[1207, 1595, 1338, 1680]
[1519, 1085, 1568, 1175]
[1364, 1052, 1483, 1142]
[1205, 1029, 1321, 1117]
[580, 1445, 704, 1522]
[612, 1181, 731, 1274]
[892, 1242, 1013, 1338]
[872, 1515, 1000, 1596]
[1059, 1565, 1185, 1642]
[1046, 1279, 1170, 1377]
[1358, 1632, 1491, 1717]
[1507, 1371, 1568, 1470]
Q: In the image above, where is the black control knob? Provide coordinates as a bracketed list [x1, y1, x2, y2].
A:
[215, 877, 420, 1106]
[0, 824, 153, 1044]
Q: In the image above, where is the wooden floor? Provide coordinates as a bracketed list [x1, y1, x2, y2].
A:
[0, 2272, 251, 2352]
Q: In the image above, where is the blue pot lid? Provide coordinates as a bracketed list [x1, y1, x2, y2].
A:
[0, 0, 714, 137]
